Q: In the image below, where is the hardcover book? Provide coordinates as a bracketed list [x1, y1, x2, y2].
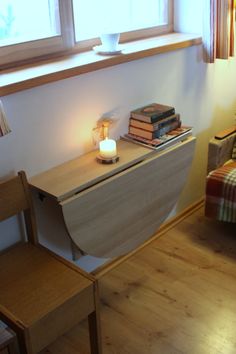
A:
[122, 126, 193, 150]
[130, 103, 175, 123]
[129, 119, 181, 140]
[129, 114, 180, 132]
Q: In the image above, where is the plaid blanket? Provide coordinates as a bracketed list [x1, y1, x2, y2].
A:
[205, 162, 236, 223]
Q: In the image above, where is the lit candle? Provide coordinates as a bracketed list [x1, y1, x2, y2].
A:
[99, 138, 117, 159]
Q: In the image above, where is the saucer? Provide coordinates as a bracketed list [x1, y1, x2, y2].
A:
[93, 45, 123, 55]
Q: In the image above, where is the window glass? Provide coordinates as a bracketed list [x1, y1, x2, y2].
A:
[0, 0, 172, 68]
[0, 0, 60, 47]
[72, 0, 169, 41]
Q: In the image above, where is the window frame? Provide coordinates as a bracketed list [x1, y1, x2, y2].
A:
[0, 0, 173, 69]
[71, 0, 173, 52]
[0, 0, 75, 68]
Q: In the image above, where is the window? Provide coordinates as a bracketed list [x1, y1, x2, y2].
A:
[0, 0, 172, 68]
[73, 0, 170, 41]
[0, 0, 60, 46]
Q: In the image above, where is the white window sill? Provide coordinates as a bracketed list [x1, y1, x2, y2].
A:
[0, 32, 202, 97]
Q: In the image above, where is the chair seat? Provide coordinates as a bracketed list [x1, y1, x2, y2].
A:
[0, 243, 95, 353]
[205, 161, 236, 223]
[0, 172, 102, 354]
[0, 327, 17, 354]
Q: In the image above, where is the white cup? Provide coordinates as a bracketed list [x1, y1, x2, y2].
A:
[100, 33, 120, 52]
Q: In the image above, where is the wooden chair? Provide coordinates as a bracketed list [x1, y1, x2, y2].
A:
[0, 326, 18, 354]
[205, 127, 236, 223]
[0, 171, 102, 354]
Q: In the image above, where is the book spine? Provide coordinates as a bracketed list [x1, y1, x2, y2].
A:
[157, 115, 180, 129]
[130, 114, 180, 132]
[129, 120, 181, 140]
[131, 108, 175, 123]
[123, 128, 192, 149]
[125, 133, 161, 146]
[154, 120, 181, 138]
[120, 135, 157, 150]
[128, 126, 151, 139]
[121, 131, 192, 151]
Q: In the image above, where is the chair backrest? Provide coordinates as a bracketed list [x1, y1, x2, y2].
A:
[0, 171, 38, 244]
[207, 131, 236, 173]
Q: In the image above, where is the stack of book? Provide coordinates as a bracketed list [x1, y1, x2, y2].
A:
[122, 103, 192, 150]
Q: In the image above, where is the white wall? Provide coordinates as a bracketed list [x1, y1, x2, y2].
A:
[1, 2, 236, 251]
[174, 0, 204, 34]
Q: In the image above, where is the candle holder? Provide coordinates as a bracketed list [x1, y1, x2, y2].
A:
[95, 119, 119, 164]
[97, 137, 119, 164]
[96, 155, 119, 164]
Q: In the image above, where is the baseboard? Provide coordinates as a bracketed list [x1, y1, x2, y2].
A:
[93, 197, 204, 278]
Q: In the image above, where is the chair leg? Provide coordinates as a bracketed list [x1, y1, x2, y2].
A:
[8, 339, 20, 354]
[5, 328, 19, 354]
[0, 318, 31, 354]
[88, 311, 102, 354]
[0, 327, 17, 354]
[88, 280, 102, 354]
[16, 330, 33, 354]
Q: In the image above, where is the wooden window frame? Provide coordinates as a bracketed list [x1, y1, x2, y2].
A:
[0, 0, 173, 69]
[0, 0, 74, 68]
[72, 0, 173, 52]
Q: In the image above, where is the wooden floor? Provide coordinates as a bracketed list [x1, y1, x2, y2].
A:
[41, 207, 236, 354]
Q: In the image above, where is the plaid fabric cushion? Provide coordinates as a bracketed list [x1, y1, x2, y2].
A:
[205, 162, 236, 222]
[232, 139, 236, 160]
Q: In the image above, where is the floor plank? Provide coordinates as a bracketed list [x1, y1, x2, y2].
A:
[41, 207, 236, 354]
